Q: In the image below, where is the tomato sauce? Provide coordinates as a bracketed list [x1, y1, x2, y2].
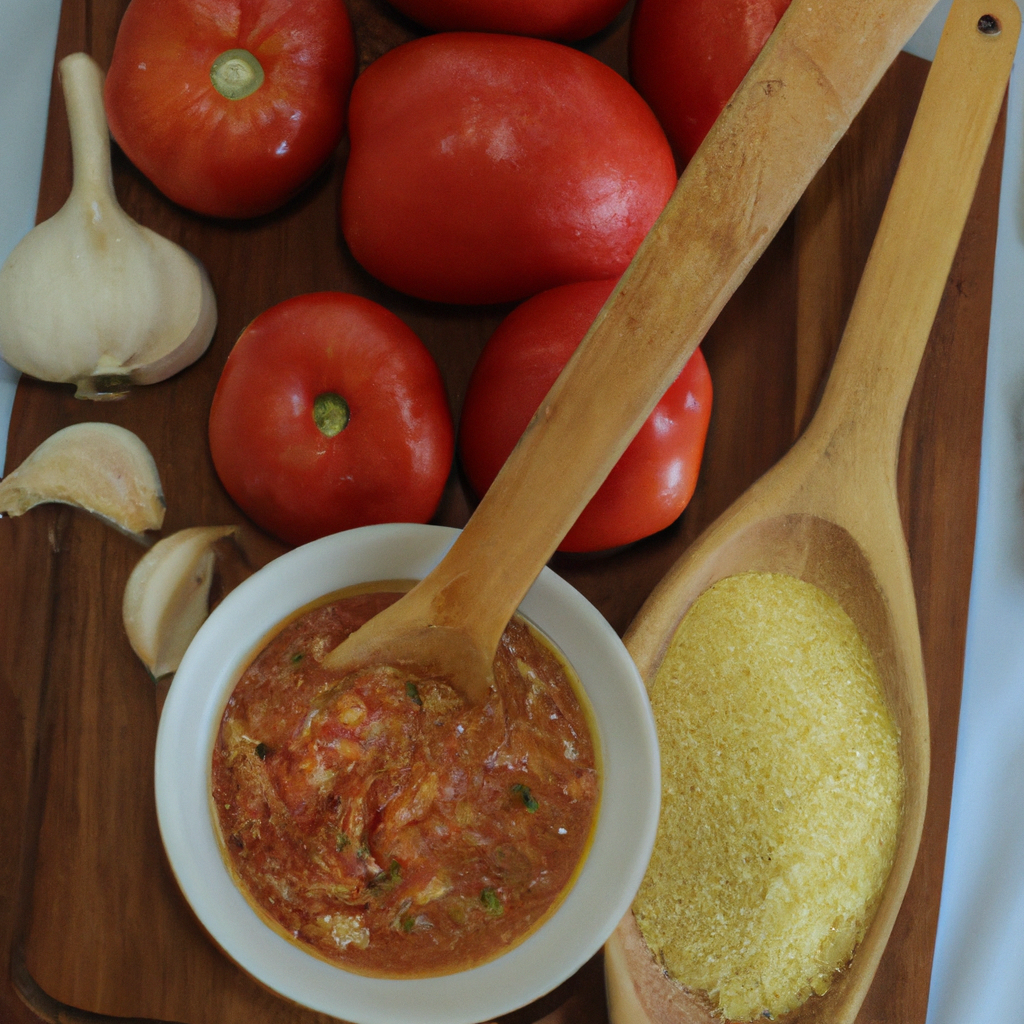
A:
[211, 591, 599, 977]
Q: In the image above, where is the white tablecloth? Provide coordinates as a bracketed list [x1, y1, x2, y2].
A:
[1, 0, 1020, 1019]
[0, 0, 61, 466]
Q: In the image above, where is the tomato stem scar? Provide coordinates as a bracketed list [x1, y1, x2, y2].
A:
[313, 392, 350, 437]
[210, 49, 265, 101]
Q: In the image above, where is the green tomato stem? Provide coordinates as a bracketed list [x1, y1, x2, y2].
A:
[210, 49, 265, 101]
[313, 392, 350, 437]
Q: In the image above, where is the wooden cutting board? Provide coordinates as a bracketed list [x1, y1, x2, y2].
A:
[0, 1, 1005, 1022]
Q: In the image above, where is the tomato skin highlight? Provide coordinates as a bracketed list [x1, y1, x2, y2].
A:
[629, 0, 791, 168]
[458, 279, 713, 553]
[382, 0, 630, 41]
[209, 293, 454, 547]
[340, 33, 677, 305]
[104, 0, 355, 219]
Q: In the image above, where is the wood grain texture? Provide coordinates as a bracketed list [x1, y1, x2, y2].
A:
[0, 1, 1001, 1023]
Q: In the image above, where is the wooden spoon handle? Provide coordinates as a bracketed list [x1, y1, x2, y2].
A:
[809, 0, 1019, 464]
[417, 0, 944, 648]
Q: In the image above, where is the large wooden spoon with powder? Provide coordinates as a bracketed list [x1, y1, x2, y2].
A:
[323, 0, 945, 701]
[604, 1, 1019, 1022]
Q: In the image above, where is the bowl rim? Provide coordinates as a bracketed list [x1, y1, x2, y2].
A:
[155, 522, 659, 1024]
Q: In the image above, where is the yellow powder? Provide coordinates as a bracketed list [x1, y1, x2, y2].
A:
[633, 572, 903, 1021]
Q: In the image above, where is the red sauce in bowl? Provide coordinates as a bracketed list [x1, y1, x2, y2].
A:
[211, 590, 599, 977]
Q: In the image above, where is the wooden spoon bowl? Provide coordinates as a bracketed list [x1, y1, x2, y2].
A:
[607, 510, 932, 1024]
[604, 1, 1019, 1021]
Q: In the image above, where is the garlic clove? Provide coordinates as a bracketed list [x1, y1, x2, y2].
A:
[123, 525, 237, 679]
[0, 421, 165, 536]
[0, 52, 217, 400]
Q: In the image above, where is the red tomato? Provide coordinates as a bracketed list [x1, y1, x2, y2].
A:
[383, 0, 629, 41]
[104, 0, 355, 219]
[209, 293, 454, 546]
[458, 279, 713, 553]
[340, 33, 677, 305]
[629, 0, 791, 168]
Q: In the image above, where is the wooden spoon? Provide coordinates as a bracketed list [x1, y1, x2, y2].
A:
[603, 1, 1019, 1022]
[323, 0, 945, 701]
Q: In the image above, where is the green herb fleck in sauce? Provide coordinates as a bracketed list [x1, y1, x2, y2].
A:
[480, 887, 504, 916]
[511, 782, 539, 813]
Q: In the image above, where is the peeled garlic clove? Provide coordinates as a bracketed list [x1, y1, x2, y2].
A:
[123, 526, 237, 679]
[0, 421, 165, 536]
[0, 52, 217, 400]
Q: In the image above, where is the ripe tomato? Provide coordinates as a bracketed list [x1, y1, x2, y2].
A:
[104, 0, 355, 219]
[340, 33, 677, 305]
[458, 279, 713, 553]
[629, 0, 791, 168]
[383, 0, 629, 41]
[209, 293, 454, 546]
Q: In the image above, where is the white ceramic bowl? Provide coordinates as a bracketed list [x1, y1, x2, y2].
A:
[155, 522, 659, 1024]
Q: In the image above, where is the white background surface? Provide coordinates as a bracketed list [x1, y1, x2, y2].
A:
[0, 0, 1020, 1019]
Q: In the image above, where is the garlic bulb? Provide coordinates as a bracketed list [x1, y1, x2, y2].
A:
[0, 52, 217, 400]
[122, 525, 237, 678]
[0, 421, 165, 536]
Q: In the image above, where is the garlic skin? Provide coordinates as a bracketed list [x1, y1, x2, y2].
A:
[123, 526, 237, 679]
[0, 52, 217, 400]
[0, 421, 165, 536]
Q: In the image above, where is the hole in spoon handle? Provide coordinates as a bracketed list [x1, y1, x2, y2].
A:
[977, 13, 1001, 33]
